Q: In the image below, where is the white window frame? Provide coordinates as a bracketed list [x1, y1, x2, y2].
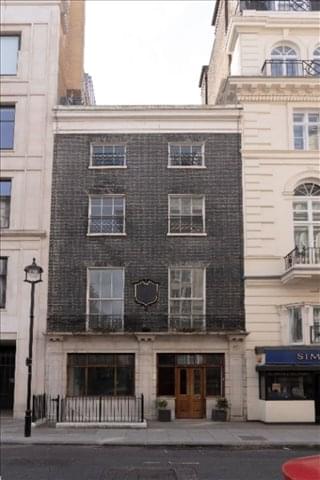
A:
[293, 111, 320, 150]
[311, 305, 320, 343]
[168, 143, 205, 168]
[167, 194, 206, 236]
[86, 267, 125, 329]
[87, 195, 126, 236]
[89, 143, 127, 169]
[293, 186, 320, 250]
[288, 306, 304, 344]
[0, 179, 11, 229]
[0, 35, 20, 76]
[168, 267, 206, 329]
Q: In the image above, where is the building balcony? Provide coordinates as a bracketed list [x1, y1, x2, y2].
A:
[261, 60, 320, 77]
[238, 0, 320, 12]
[310, 325, 320, 344]
[47, 314, 244, 335]
[282, 247, 320, 283]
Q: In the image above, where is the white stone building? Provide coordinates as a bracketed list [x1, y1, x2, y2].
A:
[200, 0, 320, 423]
[0, 0, 86, 417]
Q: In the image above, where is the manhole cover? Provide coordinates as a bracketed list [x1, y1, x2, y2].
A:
[105, 465, 198, 480]
[237, 435, 266, 441]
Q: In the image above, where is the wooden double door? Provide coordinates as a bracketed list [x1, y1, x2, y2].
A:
[175, 366, 205, 418]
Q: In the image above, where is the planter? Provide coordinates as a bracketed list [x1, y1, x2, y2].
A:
[158, 409, 171, 422]
[211, 409, 227, 422]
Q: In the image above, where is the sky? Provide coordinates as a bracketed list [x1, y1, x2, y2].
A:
[84, 0, 214, 105]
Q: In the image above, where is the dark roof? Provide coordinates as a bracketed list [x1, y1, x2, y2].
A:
[211, 0, 221, 26]
[198, 65, 209, 88]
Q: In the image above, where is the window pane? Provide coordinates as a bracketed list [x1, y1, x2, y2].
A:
[0, 198, 10, 228]
[89, 270, 101, 298]
[293, 125, 304, 149]
[117, 354, 134, 366]
[294, 227, 308, 249]
[290, 308, 303, 342]
[0, 180, 11, 196]
[314, 226, 320, 248]
[0, 110, 15, 149]
[87, 367, 114, 395]
[308, 126, 319, 150]
[158, 354, 175, 366]
[179, 369, 187, 394]
[293, 201, 307, 218]
[312, 202, 320, 221]
[170, 197, 180, 215]
[112, 270, 124, 298]
[206, 367, 222, 396]
[265, 373, 313, 400]
[0, 37, 19, 75]
[67, 367, 85, 396]
[192, 269, 204, 298]
[100, 270, 112, 298]
[158, 367, 175, 395]
[116, 366, 134, 395]
[102, 198, 113, 216]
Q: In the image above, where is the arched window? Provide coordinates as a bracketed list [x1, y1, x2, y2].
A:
[313, 46, 320, 75]
[271, 45, 298, 76]
[293, 182, 320, 255]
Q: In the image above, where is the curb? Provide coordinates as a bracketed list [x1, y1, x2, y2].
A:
[2, 441, 320, 449]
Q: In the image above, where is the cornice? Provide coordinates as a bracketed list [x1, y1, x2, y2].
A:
[228, 77, 320, 103]
[53, 106, 242, 134]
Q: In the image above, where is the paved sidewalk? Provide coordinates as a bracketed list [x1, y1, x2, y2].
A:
[1, 416, 320, 447]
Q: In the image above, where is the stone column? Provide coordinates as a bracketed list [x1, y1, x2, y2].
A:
[228, 335, 246, 420]
[136, 334, 156, 419]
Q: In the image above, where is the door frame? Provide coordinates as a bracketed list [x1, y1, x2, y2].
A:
[175, 366, 206, 419]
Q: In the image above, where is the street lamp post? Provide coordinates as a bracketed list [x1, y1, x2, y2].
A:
[24, 258, 43, 438]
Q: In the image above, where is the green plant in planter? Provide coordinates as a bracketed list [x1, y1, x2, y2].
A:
[155, 399, 168, 409]
[216, 397, 229, 410]
[212, 397, 229, 422]
[155, 399, 171, 421]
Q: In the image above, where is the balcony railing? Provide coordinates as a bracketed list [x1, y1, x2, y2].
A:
[284, 247, 320, 270]
[310, 325, 320, 343]
[261, 60, 320, 76]
[88, 216, 124, 234]
[239, 0, 319, 12]
[47, 313, 244, 334]
[169, 216, 204, 234]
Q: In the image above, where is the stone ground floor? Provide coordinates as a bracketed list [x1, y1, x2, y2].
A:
[44, 333, 246, 421]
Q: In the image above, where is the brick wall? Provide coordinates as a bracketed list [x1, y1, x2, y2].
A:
[48, 132, 244, 331]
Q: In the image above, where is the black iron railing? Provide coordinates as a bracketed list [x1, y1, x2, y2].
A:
[239, 0, 319, 12]
[32, 394, 47, 422]
[47, 313, 244, 334]
[32, 394, 144, 423]
[310, 325, 320, 343]
[169, 153, 203, 167]
[261, 60, 320, 76]
[169, 215, 204, 234]
[88, 216, 124, 234]
[284, 247, 320, 270]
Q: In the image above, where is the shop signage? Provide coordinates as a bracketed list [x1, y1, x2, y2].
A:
[265, 349, 320, 365]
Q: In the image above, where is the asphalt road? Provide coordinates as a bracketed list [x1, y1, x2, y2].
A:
[1, 445, 318, 480]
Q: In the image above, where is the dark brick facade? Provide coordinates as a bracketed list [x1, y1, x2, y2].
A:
[48, 133, 244, 332]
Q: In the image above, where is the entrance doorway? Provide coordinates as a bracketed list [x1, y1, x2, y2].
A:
[0, 344, 16, 410]
[175, 367, 205, 418]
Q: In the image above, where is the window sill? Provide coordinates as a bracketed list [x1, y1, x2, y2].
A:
[167, 233, 207, 237]
[87, 233, 127, 237]
[88, 165, 127, 170]
[167, 166, 206, 169]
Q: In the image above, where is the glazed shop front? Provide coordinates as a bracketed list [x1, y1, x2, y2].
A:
[256, 347, 320, 423]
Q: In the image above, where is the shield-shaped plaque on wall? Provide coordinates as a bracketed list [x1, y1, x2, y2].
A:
[133, 279, 160, 309]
